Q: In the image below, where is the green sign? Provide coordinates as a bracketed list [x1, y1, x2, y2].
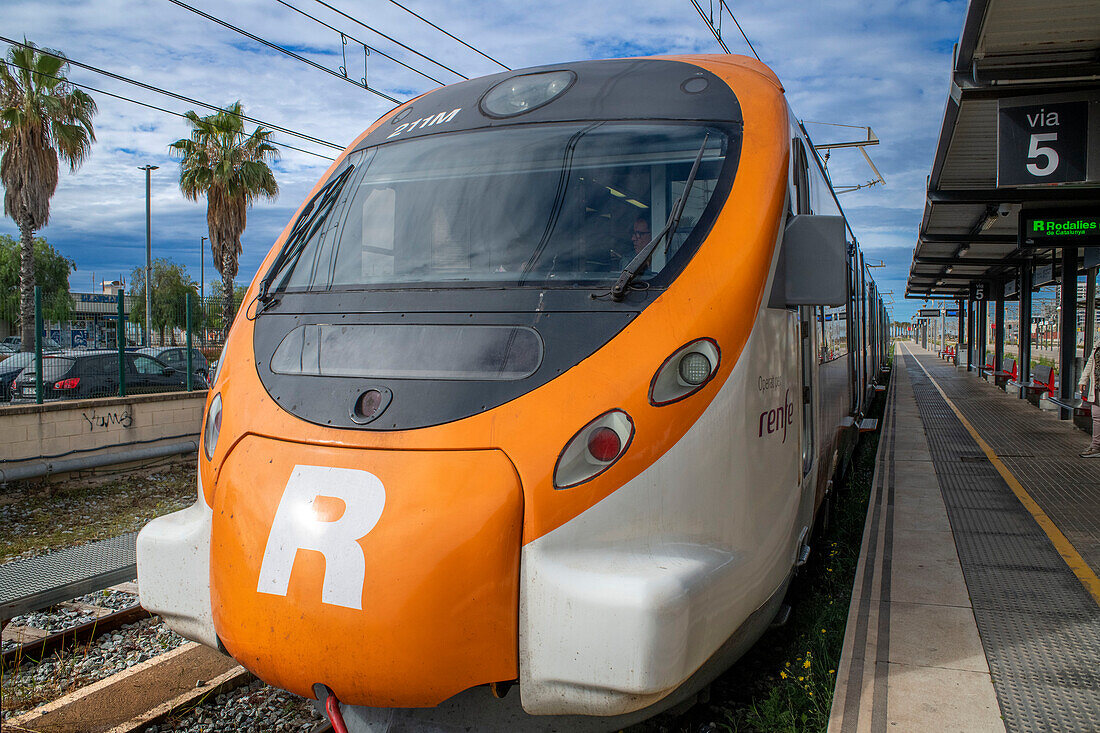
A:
[1020, 210, 1100, 247]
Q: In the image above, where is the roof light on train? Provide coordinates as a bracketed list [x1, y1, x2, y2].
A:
[554, 410, 633, 489]
[203, 392, 222, 462]
[479, 70, 576, 118]
[649, 338, 721, 406]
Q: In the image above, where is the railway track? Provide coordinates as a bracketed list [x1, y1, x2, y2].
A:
[2, 583, 150, 668]
[2, 584, 322, 732]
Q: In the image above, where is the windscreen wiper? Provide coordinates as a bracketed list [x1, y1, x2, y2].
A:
[610, 133, 710, 302]
[257, 164, 357, 307]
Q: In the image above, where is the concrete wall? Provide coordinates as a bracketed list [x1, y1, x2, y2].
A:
[0, 391, 207, 464]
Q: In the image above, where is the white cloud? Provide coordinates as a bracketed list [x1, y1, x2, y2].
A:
[1, 0, 967, 319]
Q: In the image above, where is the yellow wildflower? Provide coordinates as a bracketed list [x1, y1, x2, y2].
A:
[780, 671, 788, 679]
[803, 659, 811, 669]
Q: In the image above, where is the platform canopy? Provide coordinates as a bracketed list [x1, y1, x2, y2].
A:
[906, 0, 1100, 299]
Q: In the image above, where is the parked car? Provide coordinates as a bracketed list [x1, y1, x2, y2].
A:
[0, 343, 16, 357]
[0, 352, 38, 401]
[1, 336, 63, 352]
[137, 347, 211, 387]
[11, 351, 187, 402]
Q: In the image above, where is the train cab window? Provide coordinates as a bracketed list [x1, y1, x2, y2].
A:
[265, 123, 734, 292]
[805, 145, 841, 218]
[791, 138, 810, 215]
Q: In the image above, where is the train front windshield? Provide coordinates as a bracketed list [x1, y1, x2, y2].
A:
[266, 123, 733, 292]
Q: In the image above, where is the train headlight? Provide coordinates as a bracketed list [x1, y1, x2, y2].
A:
[649, 338, 720, 406]
[554, 410, 634, 489]
[203, 392, 222, 462]
[678, 352, 712, 385]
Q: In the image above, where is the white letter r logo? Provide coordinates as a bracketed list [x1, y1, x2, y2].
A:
[257, 465, 385, 610]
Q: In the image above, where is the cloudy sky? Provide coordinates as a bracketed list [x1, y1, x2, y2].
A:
[1, 0, 968, 321]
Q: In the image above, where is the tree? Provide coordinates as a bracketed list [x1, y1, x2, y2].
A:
[128, 258, 199, 345]
[202, 283, 247, 339]
[0, 233, 74, 330]
[0, 40, 96, 350]
[169, 101, 277, 336]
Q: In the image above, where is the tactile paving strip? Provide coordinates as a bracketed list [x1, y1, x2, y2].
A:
[905, 354, 1100, 732]
[0, 532, 137, 620]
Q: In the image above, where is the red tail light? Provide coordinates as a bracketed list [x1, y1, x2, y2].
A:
[586, 427, 622, 462]
[54, 377, 81, 389]
[554, 409, 634, 489]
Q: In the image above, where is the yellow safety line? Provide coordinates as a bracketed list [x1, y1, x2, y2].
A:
[905, 343, 1100, 607]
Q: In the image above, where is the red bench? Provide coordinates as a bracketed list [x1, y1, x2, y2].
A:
[979, 353, 995, 379]
[1021, 364, 1058, 407]
[992, 358, 1017, 389]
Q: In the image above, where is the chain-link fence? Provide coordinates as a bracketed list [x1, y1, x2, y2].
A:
[0, 287, 243, 404]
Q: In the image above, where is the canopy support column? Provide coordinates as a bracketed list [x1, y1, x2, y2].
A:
[967, 299, 975, 371]
[1086, 266, 1097, 360]
[995, 288, 1005, 378]
[1059, 248, 1078, 419]
[1019, 264, 1033, 395]
[958, 299, 965, 367]
[978, 297, 988, 373]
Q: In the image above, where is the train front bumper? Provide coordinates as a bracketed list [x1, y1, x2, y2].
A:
[136, 473, 219, 649]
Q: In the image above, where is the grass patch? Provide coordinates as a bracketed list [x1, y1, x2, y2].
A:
[639, 372, 888, 733]
[0, 460, 195, 563]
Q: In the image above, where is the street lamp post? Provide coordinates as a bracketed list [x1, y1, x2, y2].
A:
[200, 236, 207, 347]
[200, 236, 206, 308]
[138, 164, 159, 346]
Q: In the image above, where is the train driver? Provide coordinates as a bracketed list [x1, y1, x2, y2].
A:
[617, 215, 652, 271]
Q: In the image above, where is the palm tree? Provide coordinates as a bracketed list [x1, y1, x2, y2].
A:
[0, 41, 96, 350]
[169, 101, 278, 335]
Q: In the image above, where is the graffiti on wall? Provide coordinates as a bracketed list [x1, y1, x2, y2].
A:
[82, 409, 134, 431]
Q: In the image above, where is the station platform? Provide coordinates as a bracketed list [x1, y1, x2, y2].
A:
[829, 342, 1100, 732]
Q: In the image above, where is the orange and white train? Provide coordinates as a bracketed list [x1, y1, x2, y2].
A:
[138, 54, 889, 731]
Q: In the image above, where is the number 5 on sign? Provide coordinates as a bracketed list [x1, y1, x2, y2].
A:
[1026, 133, 1059, 177]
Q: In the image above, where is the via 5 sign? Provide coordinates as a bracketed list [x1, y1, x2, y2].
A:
[998, 101, 1088, 186]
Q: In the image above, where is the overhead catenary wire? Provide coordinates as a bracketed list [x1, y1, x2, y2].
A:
[270, 0, 448, 86]
[164, 0, 403, 104]
[718, 0, 761, 62]
[310, 0, 470, 80]
[0, 35, 345, 152]
[0, 61, 335, 161]
[688, 0, 762, 62]
[688, 0, 730, 53]
[382, 0, 510, 71]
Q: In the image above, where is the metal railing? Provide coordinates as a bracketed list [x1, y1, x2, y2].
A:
[1, 287, 243, 405]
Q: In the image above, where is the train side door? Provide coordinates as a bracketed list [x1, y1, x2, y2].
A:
[791, 135, 815, 482]
[799, 306, 815, 480]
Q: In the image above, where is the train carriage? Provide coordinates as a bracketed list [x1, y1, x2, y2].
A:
[138, 53, 888, 731]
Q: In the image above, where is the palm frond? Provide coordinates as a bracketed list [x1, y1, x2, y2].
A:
[0, 40, 95, 230]
[171, 100, 280, 291]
